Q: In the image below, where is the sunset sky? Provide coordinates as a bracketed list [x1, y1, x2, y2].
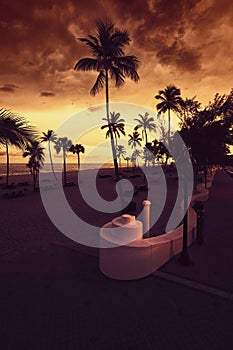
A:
[1, 0, 233, 163]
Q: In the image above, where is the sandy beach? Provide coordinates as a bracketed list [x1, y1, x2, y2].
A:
[0, 166, 184, 255]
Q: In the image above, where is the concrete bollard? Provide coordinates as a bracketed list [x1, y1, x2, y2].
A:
[143, 200, 151, 238]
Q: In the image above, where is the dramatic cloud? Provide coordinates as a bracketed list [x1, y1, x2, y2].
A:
[0, 0, 232, 133]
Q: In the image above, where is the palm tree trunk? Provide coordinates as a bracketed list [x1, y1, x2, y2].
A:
[76, 154, 80, 183]
[115, 134, 118, 148]
[105, 69, 119, 179]
[49, 141, 57, 179]
[63, 151, 67, 185]
[77, 152, 80, 171]
[33, 169, 37, 192]
[168, 108, 171, 144]
[145, 129, 148, 145]
[5, 141, 9, 186]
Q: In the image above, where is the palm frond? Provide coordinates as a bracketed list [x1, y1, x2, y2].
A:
[74, 58, 99, 71]
[90, 71, 105, 96]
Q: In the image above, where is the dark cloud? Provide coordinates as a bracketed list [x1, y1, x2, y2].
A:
[40, 91, 55, 97]
[156, 39, 202, 72]
[0, 83, 19, 93]
[0, 0, 232, 109]
[0, 0, 227, 79]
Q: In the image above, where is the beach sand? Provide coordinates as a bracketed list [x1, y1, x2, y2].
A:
[0, 166, 185, 255]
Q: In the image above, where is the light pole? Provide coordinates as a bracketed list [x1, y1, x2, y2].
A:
[178, 152, 192, 265]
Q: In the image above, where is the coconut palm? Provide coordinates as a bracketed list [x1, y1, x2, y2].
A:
[125, 156, 131, 171]
[101, 111, 126, 147]
[155, 85, 183, 143]
[132, 149, 141, 167]
[116, 145, 126, 168]
[128, 129, 142, 149]
[23, 141, 44, 192]
[74, 20, 139, 179]
[134, 112, 156, 144]
[69, 143, 85, 176]
[41, 129, 57, 178]
[54, 137, 72, 185]
[0, 108, 38, 185]
[141, 146, 154, 167]
[130, 152, 136, 168]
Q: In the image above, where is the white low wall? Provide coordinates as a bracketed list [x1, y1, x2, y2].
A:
[99, 172, 215, 280]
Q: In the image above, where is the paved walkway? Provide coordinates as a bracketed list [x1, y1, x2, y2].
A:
[160, 170, 233, 293]
[0, 170, 233, 349]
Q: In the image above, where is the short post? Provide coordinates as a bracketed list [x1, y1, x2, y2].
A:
[143, 200, 151, 238]
[193, 201, 205, 245]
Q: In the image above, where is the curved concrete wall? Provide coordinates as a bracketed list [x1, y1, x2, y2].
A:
[99, 172, 216, 280]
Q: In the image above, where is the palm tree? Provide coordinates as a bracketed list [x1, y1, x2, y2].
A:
[155, 85, 183, 143]
[180, 97, 201, 121]
[23, 141, 44, 192]
[142, 146, 154, 167]
[134, 112, 156, 144]
[101, 111, 126, 147]
[132, 149, 141, 167]
[125, 156, 131, 171]
[54, 137, 72, 185]
[0, 108, 38, 185]
[116, 145, 126, 169]
[69, 143, 85, 177]
[74, 20, 139, 179]
[41, 129, 57, 179]
[128, 129, 142, 149]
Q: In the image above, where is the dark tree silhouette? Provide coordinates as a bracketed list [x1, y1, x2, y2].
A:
[101, 111, 125, 146]
[128, 129, 142, 148]
[155, 85, 183, 143]
[0, 108, 38, 185]
[134, 112, 156, 145]
[69, 143, 85, 177]
[116, 144, 126, 168]
[54, 137, 72, 186]
[41, 129, 57, 178]
[23, 141, 44, 192]
[74, 20, 139, 179]
[179, 91, 233, 186]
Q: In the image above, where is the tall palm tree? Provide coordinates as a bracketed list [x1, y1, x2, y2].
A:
[41, 129, 57, 178]
[23, 141, 44, 192]
[54, 137, 72, 185]
[128, 129, 142, 149]
[69, 143, 85, 177]
[142, 146, 154, 167]
[134, 112, 156, 144]
[125, 156, 131, 171]
[74, 20, 139, 179]
[116, 144, 126, 168]
[132, 149, 141, 167]
[155, 85, 183, 143]
[0, 108, 38, 185]
[101, 111, 126, 147]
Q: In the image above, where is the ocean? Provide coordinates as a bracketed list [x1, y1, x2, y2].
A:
[0, 163, 114, 177]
